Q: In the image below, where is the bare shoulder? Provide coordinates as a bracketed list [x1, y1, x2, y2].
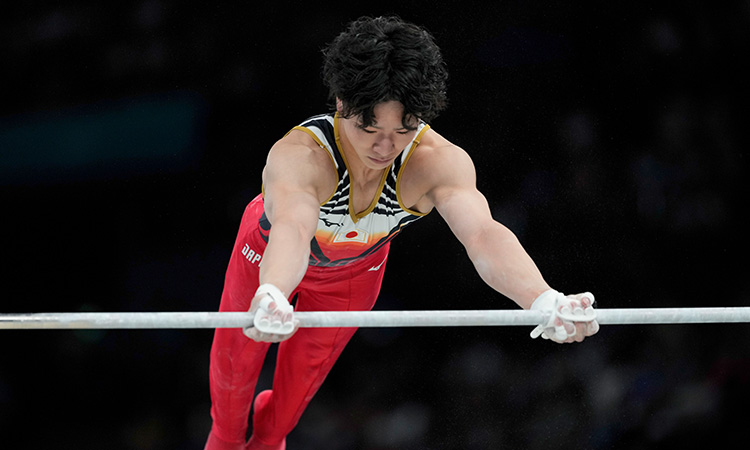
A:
[411, 129, 474, 176]
[263, 129, 337, 204]
[268, 129, 335, 170]
[400, 128, 476, 212]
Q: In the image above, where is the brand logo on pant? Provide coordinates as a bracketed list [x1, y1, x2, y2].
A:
[242, 244, 263, 266]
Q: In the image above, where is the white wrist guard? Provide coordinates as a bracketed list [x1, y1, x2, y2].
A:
[530, 289, 597, 341]
[251, 283, 295, 335]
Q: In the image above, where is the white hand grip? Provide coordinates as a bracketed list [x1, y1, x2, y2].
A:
[529, 290, 597, 340]
[252, 284, 295, 335]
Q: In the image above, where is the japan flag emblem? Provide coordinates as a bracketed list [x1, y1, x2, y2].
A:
[333, 228, 369, 244]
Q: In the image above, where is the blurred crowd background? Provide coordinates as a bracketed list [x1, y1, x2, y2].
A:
[1, 1, 748, 449]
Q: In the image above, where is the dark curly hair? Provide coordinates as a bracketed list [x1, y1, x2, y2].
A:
[322, 16, 448, 128]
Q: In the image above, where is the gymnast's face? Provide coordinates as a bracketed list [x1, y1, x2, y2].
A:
[338, 100, 419, 170]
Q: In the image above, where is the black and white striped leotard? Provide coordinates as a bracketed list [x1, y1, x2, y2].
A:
[269, 112, 432, 267]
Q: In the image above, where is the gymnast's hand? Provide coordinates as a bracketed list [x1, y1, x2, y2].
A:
[530, 290, 599, 343]
[243, 284, 299, 343]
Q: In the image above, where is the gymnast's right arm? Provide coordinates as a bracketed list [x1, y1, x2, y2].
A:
[243, 131, 333, 342]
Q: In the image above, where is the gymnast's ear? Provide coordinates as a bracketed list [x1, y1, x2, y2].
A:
[336, 98, 343, 113]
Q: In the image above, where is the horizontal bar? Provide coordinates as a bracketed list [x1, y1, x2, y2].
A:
[1, 307, 749, 330]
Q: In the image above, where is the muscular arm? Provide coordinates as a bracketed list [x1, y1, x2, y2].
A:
[258, 131, 333, 297]
[242, 131, 334, 342]
[426, 146, 551, 309]
[416, 135, 597, 342]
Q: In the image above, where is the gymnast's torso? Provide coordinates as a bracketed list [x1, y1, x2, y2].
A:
[259, 113, 434, 267]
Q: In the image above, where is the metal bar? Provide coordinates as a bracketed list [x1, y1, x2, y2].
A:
[1, 307, 750, 330]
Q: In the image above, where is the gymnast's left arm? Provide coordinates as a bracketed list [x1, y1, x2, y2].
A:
[426, 145, 599, 343]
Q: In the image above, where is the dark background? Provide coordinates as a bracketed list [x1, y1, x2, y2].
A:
[1, 1, 748, 449]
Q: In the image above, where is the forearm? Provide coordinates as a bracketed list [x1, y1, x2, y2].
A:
[257, 221, 312, 297]
[467, 222, 551, 309]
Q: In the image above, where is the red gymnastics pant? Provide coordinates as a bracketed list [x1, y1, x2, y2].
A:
[207, 195, 390, 447]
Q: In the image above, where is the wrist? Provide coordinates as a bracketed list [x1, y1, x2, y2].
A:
[255, 283, 292, 313]
[256, 283, 286, 299]
[529, 289, 560, 310]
